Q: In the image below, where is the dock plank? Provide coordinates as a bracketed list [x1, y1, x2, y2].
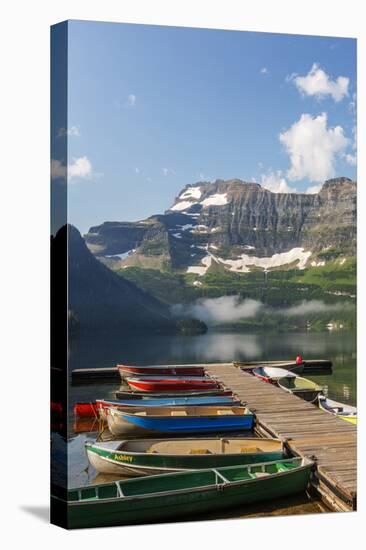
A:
[205, 364, 357, 512]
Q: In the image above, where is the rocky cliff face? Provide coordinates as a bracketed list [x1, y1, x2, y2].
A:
[84, 177, 356, 275]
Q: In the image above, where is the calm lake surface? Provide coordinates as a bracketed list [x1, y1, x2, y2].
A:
[65, 329, 356, 519]
[69, 329, 356, 404]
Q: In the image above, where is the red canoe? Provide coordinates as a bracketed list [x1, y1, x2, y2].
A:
[74, 402, 99, 418]
[74, 400, 118, 418]
[125, 376, 220, 393]
[117, 364, 205, 378]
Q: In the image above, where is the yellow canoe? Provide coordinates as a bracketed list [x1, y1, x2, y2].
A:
[318, 396, 357, 425]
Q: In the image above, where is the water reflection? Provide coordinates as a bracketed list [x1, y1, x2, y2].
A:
[69, 330, 356, 368]
[69, 329, 356, 405]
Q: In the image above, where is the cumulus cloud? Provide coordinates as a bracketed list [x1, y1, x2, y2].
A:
[68, 156, 93, 180]
[290, 63, 349, 102]
[260, 67, 268, 74]
[51, 156, 93, 182]
[279, 113, 349, 182]
[344, 153, 357, 166]
[260, 170, 296, 193]
[343, 125, 357, 166]
[305, 184, 322, 194]
[127, 94, 136, 106]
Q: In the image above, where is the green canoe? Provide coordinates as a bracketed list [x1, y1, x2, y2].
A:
[278, 376, 323, 403]
[54, 457, 313, 529]
[86, 437, 286, 476]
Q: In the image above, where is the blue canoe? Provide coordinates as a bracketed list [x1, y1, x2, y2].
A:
[106, 405, 254, 436]
[99, 396, 241, 408]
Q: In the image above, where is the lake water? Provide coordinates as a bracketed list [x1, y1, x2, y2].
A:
[69, 329, 356, 404]
[64, 329, 356, 520]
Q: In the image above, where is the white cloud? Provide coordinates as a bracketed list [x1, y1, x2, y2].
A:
[279, 113, 349, 182]
[305, 184, 322, 194]
[68, 156, 92, 180]
[344, 125, 357, 165]
[260, 170, 296, 193]
[344, 153, 357, 166]
[344, 124, 357, 165]
[349, 93, 357, 114]
[57, 125, 80, 137]
[51, 156, 93, 182]
[162, 168, 176, 176]
[290, 63, 349, 102]
[135, 167, 140, 174]
[260, 67, 268, 74]
[127, 94, 136, 106]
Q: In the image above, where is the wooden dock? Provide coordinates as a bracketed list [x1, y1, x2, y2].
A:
[205, 364, 357, 512]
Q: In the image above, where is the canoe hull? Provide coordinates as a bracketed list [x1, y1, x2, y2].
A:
[118, 365, 205, 379]
[340, 415, 357, 425]
[107, 410, 254, 436]
[278, 377, 323, 403]
[61, 460, 312, 529]
[126, 378, 219, 392]
[95, 396, 240, 418]
[86, 442, 285, 477]
[252, 367, 296, 384]
[288, 389, 323, 403]
[116, 389, 233, 400]
[318, 396, 357, 424]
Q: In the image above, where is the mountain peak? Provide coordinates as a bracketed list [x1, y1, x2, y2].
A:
[85, 175, 356, 275]
[322, 176, 355, 189]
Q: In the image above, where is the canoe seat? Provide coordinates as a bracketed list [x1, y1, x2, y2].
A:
[146, 448, 159, 454]
[253, 472, 270, 478]
[189, 449, 212, 454]
[240, 447, 260, 453]
[135, 411, 147, 416]
[171, 411, 187, 416]
[217, 410, 235, 415]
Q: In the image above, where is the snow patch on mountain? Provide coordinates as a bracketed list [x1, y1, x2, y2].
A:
[187, 255, 212, 276]
[180, 186, 202, 200]
[170, 190, 228, 212]
[186, 247, 311, 277]
[201, 193, 228, 207]
[216, 248, 311, 272]
[170, 200, 197, 211]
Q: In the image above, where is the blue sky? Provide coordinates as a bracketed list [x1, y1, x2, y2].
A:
[63, 20, 356, 234]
